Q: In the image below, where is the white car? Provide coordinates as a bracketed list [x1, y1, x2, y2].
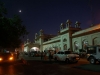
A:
[53, 50, 80, 63]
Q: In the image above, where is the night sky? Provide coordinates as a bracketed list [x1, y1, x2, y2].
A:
[2, 0, 100, 42]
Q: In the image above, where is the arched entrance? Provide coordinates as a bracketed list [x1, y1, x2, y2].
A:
[63, 44, 67, 50]
[24, 43, 40, 52]
[63, 38, 67, 50]
[82, 40, 88, 50]
[93, 37, 100, 45]
[74, 41, 79, 53]
[30, 47, 39, 52]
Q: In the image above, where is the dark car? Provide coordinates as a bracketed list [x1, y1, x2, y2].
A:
[0, 53, 15, 64]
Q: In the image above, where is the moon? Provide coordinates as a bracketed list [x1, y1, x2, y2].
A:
[19, 10, 21, 12]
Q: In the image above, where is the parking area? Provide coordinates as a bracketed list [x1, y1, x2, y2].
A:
[18, 53, 100, 73]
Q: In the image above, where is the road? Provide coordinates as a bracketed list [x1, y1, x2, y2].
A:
[0, 56, 100, 75]
[26, 58, 100, 75]
[0, 62, 23, 75]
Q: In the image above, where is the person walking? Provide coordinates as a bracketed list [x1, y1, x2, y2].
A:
[49, 52, 52, 62]
[41, 51, 44, 60]
[16, 51, 20, 59]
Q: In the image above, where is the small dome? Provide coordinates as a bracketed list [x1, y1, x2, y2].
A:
[60, 23, 64, 26]
[40, 29, 43, 32]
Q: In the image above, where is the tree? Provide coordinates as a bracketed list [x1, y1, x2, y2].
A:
[0, 1, 28, 51]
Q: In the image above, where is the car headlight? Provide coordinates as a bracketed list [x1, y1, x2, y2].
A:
[9, 57, 13, 60]
[0, 57, 3, 61]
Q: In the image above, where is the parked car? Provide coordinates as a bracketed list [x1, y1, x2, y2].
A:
[53, 50, 80, 63]
[0, 53, 15, 64]
[86, 45, 100, 64]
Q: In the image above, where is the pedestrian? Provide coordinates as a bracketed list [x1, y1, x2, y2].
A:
[49, 52, 52, 62]
[41, 51, 44, 60]
[16, 51, 20, 59]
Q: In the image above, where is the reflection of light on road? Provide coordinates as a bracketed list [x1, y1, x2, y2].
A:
[8, 65, 15, 74]
[0, 64, 24, 75]
[0, 67, 2, 74]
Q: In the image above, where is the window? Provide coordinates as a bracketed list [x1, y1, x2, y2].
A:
[65, 51, 71, 54]
[98, 47, 100, 52]
[57, 52, 60, 54]
[61, 52, 64, 54]
[64, 44, 67, 50]
[87, 47, 96, 54]
[63, 39, 67, 42]
[74, 41, 79, 50]
[83, 41, 88, 50]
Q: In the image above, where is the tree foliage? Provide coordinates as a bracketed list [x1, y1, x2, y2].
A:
[0, 1, 28, 50]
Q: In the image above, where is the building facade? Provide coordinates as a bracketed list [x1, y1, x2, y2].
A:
[24, 20, 100, 54]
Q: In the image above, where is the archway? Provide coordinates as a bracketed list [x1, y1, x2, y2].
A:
[82, 39, 88, 50]
[93, 37, 100, 45]
[30, 47, 39, 52]
[74, 41, 79, 51]
[63, 44, 67, 50]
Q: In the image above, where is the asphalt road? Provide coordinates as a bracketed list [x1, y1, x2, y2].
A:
[21, 55, 100, 73]
[0, 62, 24, 75]
[20, 58, 100, 75]
[26, 58, 100, 75]
[0, 56, 100, 75]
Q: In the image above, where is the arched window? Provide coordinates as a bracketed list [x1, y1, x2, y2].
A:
[63, 44, 67, 50]
[74, 41, 79, 51]
[63, 39, 67, 42]
[93, 37, 100, 45]
[82, 40, 88, 50]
